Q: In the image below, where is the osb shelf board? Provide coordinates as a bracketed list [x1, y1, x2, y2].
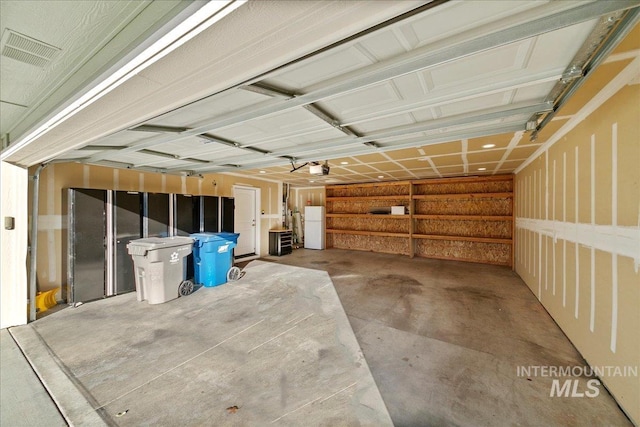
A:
[325, 175, 514, 266]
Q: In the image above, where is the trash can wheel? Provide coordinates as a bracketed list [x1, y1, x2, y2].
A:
[178, 279, 194, 296]
[227, 266, 242, 282]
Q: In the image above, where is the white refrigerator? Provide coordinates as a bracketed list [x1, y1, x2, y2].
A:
[304, 206, 325, 249]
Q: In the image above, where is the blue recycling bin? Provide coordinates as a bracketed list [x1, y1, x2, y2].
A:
[213, 232, 239, 264]
[215, 232, 240, 244]
[190, 233, 237, 287]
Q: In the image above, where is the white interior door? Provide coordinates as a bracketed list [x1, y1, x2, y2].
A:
[234, 187, 257, 256]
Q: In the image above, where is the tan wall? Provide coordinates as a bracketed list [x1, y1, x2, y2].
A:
[213, 174, 283, 236]
[515, 82, 639, 422]
[30, 163, 281, 294]
[291, 187, 325, 212]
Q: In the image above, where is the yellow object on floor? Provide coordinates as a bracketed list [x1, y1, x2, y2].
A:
[35, 288, 59, 313]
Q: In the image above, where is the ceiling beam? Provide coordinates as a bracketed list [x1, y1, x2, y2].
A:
[130, 124, 189, 133]
[79, 145, 122, 151]
[165, 100, 549, 172]
[339, 68, 563, 127]
[189, 68, 562, 151]
[195, 122, 526, 173]
[239, 83, 296, 99]
[187, 122, 526, 175]
[302, 104, 360, 138]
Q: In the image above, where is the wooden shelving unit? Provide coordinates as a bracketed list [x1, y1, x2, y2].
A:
[325, 181, 412, 256]
[326, 213, 411, 219]
[327, 229, 409, 237]
[326, 195, 412, 201]
[412, 192, 513, 199]
[411, 234, 511, 244]
[325, 175, 513, 266]
[412, 214, 511, 221]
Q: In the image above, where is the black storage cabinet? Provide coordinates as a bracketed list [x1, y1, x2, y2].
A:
[269, 229, 292, 256]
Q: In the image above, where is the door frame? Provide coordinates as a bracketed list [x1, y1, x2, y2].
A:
[233, 185, 261, 260]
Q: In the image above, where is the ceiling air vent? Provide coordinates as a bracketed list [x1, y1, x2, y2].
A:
[1, 29, 61, 68]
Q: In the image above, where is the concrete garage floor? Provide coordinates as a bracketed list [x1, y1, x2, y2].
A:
[0, 329, 66, 426]
[2, 248, 633, 426]
[257, 248, 633, 427]
[5, 260, 392, 426]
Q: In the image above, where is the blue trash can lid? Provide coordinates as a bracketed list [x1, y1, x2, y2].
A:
[190, 233, 227, 242]
[214, 232, 240, 243]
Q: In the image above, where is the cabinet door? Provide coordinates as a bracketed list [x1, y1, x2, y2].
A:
[221, 197, 234, 232]
[146, 193, 170, 237]
[175, 194, 198, 236]
[114, 191, 142, 294]
[69, 189, 107, 303]
[203, 196, 219, 232]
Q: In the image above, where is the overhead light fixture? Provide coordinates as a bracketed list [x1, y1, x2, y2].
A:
[378, 175, 384, 179]
[478, 167, 487, 171]
[340, 161, 349, 165]
[1, 0, 246, 160]
[259, 170, 266, 174]
[482, 143, 496, 149]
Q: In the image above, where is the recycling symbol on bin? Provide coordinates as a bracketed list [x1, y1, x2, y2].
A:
[170, 251, 179, 263]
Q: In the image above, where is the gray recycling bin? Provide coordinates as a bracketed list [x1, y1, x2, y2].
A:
[127, 236, 194, 304]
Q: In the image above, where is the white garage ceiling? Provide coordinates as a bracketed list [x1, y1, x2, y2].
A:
[1, 1, 639, 187]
